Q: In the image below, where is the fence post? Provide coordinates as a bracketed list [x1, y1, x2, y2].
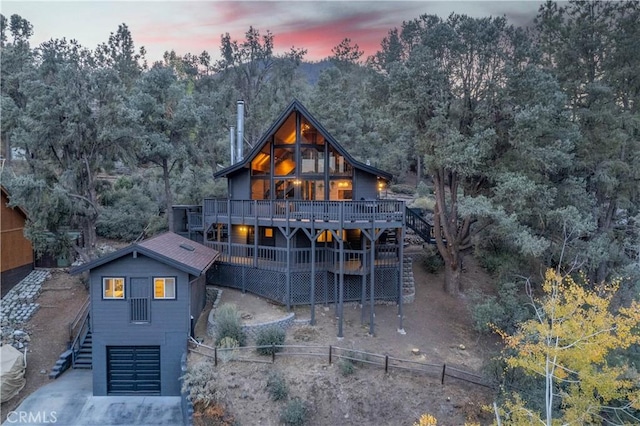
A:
[384, 355, 389, 373]
[329, 345, 332, 365]
[441, 364, 446, 384]
[214, 347, 218, 367]
[272, 344, 275, 363]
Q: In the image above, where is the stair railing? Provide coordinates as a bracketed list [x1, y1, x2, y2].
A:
[68, 296, 90, 343]
[405, 207, 436, 244]
[69, 300, 91, 368]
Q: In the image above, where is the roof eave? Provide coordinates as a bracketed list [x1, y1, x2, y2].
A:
[69, 245, 218, 276]
[213, 99, 394, 181]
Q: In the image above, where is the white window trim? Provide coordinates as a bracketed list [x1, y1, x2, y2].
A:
[153, 277, 176, 300]
[103, 277, 125, 299]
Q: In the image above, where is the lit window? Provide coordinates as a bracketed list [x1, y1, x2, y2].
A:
[154, 277, 176, 299]
[317, 230, 333, 242]
[103, 278, 125, 299]
[264, 228, 273, 238]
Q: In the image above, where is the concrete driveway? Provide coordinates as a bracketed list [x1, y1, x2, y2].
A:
[2, 370, 184, 426]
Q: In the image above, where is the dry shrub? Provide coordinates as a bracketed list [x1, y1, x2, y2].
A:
[193, 401, 235, 426]
[182, 361, 234, 425]
[293, 325, 319, 342]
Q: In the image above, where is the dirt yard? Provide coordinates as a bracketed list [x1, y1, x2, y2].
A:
[1, 269, 89, 423]
[0, 245, 500, 425]
[190, 248, 501, 425]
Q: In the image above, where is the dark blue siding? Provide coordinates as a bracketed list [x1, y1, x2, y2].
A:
[89, 253, 196, 396]
[190, 275, 206, 328]
[354, 169, 379, 199]
[229, 170, 251, 199]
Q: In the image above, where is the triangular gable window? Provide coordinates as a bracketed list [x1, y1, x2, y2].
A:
[249, 110, 354, 201]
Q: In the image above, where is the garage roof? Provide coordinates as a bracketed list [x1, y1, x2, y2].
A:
[70, 232, 219, 276]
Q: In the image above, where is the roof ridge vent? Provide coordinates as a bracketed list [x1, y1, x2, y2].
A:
[180, 243, 195, 252]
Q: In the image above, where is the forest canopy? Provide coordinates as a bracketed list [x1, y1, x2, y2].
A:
[1, 1, 638, 297]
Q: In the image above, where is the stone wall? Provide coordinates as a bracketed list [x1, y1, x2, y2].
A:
[1, 269, 50, 349]
[206, 288, 295, 344]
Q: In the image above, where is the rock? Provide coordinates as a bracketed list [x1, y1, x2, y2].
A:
[458, 344, 465, 350]
[411, 348, 420, 356]
[40, 369, 47, 374]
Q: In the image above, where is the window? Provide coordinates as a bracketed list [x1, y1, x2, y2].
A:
[154, 277, 176, 299]
[264, 228, 273, 238]
[103, 278, 125, 299]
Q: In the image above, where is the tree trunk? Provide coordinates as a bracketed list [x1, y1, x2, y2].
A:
[163, 158, 174, 232]
[432, 169, 463, 295]
[443, 254, 461, 295]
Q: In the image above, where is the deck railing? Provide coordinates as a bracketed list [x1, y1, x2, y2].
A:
[187, 212, 203, 230]
[205, 241, 399, 271]
[203, 199, 404, 223]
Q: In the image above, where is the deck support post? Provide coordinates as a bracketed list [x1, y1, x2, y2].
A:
[398, 223, 405, 333]
[369, 221, 376, 336]
[286, 230, 291, 310]
[360, 273, 366, 325]
[253, 201, 258, 268]
[338, 235, 344, 338]
[310, 236, 316, 325]
[301, 225, 319, 326]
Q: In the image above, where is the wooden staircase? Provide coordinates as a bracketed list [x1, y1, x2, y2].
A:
[405, 207, 437, 244]
[73, 330, 92, 369]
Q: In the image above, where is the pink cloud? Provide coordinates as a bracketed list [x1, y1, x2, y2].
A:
[8, 1, 539, 64]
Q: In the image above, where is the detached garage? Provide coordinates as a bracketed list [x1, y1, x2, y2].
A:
[71, 232, 219, 396]
[107, 346, 161, 394]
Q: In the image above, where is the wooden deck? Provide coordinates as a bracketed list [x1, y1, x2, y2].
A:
[202, 199, 405, 231]
[205, 242, 399, 274]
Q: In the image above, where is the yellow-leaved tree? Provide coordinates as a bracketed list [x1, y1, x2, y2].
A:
[495, 269, 640, 425]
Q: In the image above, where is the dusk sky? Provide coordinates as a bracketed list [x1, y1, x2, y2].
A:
[2, 1, 544, 63]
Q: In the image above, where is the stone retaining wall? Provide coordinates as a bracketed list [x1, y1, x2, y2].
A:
[1, 269, 51, 349]
[206, 288, 295, 343]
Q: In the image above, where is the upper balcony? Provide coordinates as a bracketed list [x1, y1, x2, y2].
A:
[203, 199, 405, 230]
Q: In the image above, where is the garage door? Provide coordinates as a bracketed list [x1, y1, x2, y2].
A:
[107, 346, 161, 394]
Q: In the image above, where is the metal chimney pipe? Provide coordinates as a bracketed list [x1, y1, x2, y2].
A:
[229, 126, 235, 165]
[236, 100, 245, 162]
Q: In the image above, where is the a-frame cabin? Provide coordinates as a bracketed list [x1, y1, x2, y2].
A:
[175, 100, 406, 336]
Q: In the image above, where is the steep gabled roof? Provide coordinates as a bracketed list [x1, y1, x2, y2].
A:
[70, 232, 219, 277]
[214, 99, 393, 180]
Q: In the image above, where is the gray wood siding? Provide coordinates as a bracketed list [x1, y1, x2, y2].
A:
[89, 253, 199, 396]
[230, 225, 247, 245]
[354, 169, 379, 199]
[190, 275, 206, 327]
[229, 170, 251, 199]
[90, 254, 190, 335]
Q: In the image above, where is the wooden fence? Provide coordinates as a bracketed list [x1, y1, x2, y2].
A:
[188, 339, 493, 390]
